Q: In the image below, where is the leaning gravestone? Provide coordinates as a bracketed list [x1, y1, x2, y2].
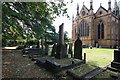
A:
[74, 37, 82, 60]
[55, 23, 67, 59]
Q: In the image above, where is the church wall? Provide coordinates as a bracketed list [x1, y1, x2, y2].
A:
[94, 16, 108, 40]
[72, 1, 120, 48]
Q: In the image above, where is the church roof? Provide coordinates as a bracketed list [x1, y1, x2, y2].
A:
[75, 1, 120, 20]
[80, 5, 89, 12]
[95, 6, 108, 14]
[83, 5, 89, 11]
[79, 5, 90, 16]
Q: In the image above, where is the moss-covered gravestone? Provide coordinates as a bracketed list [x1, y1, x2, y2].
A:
[74, 37, 82, 60]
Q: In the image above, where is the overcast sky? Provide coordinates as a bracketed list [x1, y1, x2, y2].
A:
[52, 0, 120, 38]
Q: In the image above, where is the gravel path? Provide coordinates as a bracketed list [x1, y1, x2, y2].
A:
[2, 49, 55, 78]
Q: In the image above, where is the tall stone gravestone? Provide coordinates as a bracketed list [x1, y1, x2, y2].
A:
[74, 37, 82, 60]
[55, 23, 67, 59]
[110, 48, 120, 70]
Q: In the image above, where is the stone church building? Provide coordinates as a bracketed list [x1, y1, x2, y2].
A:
[72, 0, 120, 48]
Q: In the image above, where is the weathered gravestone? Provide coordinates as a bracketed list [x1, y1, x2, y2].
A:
[110, 48, 120, 71]
[36, 40, 40, 48]
[45, 43, 49, 55]
[65, 43, 68, 54]
[41, 38, 44, 54]
[55, 23, 67, 59]
[68, 43, 73, 57]
[74, 37, 82, 60]
[51, 43, 57, 56]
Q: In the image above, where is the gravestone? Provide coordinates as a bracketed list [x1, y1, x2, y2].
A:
[36, 40, 40, 48]
[68, 43, 73, 57]
[110, 49, 120, 70]
[74, 37, 82, 60]
[45, 43, 49, 55]
[51, 43, 57, 56]
[65, 43, 68, 54]
[55, 23, 67, 59]
[40, 37, 44, 54]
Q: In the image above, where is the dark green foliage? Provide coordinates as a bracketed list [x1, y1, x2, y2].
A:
[2, 2, 70, 46]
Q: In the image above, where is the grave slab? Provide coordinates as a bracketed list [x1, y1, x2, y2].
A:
[66, 64, 99, 79]
[84, 66, 108, 79]
[35, 56, 85, 73]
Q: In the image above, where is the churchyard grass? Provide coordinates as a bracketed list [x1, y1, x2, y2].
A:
[49, 47, 114, 67]
[83, 48, 114, 67]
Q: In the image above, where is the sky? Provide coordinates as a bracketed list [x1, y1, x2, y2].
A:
[52, 0, 120, 38]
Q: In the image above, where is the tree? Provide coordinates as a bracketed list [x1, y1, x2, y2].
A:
[2, 2, 70, 45]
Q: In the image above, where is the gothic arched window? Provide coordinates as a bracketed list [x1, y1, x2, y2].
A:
[79, 21, 89, 37]
[101, 23, 104, 39]
[81, 23, 83, 36]
[85, 23, 87, 36]
[82, 23, 84, 36]
[80, 24, 82, 36]
[87, 25, 89, 36]
[98, 22, 104, 39]
[98, 24, 100, 39]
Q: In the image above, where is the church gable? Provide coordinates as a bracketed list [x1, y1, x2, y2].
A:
[95, 6, 108, 17]
[80, 5, 89, 16]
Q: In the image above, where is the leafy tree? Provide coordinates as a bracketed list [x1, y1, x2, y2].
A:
[2, 2, 70, 46]
[64, 31, 70, 43]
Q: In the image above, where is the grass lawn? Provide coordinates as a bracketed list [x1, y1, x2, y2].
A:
[83, 48, 114, 67]
[49, 46, 114, 67]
